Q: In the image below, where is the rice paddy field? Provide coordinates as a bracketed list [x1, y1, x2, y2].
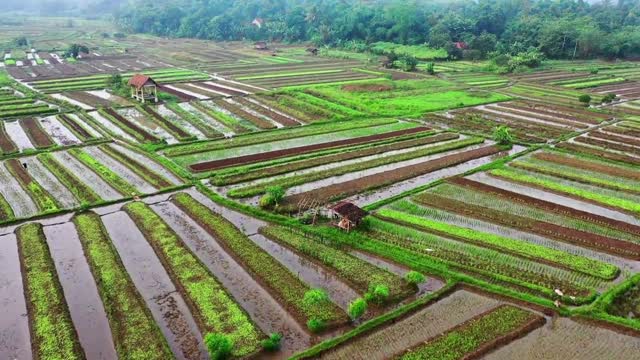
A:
[1, 20, 640, 360]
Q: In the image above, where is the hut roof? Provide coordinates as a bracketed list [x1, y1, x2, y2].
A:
[128, 74, 156, 89]
[330, 202, 367, 223]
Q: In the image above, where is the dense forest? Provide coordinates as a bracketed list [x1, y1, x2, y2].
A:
[114, 0, 640, 60]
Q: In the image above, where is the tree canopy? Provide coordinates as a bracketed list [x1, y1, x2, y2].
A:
[114, 0, 640, 60]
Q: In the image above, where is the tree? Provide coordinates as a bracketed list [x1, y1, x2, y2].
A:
[204, 333, 233, 360]
[602, 93, 617, 103]
[348, 298, 367, 320]
[65, 44, 89, 58]
[493, 126, 513, 145]
[259, 186, 285, 208]
[13, 37, 28, 47]
[579, 94, 592, 106]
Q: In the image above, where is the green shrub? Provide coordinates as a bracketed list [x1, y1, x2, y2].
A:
[601, 93, 617, 103]
[307, 318, 326, 333]
[425, 62, 435, 75]
[259, 193, 275, 208]
[304, 289, 329, 306]
[348, 298, 368, 320]
[261, 333, 283, 352]
[365, 284, 390, 304]
[405, 271, 426, 285]
[578, 94, 591, 106]
[266, 186, 285, 205]
[205, 333, 234, 360]
[493, 125, 513, 145]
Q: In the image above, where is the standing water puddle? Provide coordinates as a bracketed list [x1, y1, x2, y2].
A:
[110, 143, 183, 186]
[39, 116, 81, 146]
[0, 233, 32, 360]
[4, 120, 34, 151]
[85, 147, 157, 194]
[43, 222, 117, 360]
[0, 163, 38, 218]
[24, 156, 78, 208]
[102, 211, 207, 360]
[52, 151, 121, 201]
[151, 201, 311, 358]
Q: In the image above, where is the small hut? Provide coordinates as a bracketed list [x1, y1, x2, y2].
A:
[255, 41, 268, 50]
[329, 202, 368, 232]
[128, 74, 158, 103]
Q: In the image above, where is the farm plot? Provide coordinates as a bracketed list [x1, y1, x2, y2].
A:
[54, 90, 131, 109]
[445, 72, 510, 88]
[499, 83, 603, 107]
[0, 144, 182, 223]
[28, 68, 210, 93]
[558, 121, 640, 166]
[319, 290, 542, 360]
[589, 81, 640, 101]
[0, 90, 58, 119]
[168, 119, 423, 173]
[263, 78, 511, 119]
[236, 69, 380, 89]
[436, 100, 608, 143]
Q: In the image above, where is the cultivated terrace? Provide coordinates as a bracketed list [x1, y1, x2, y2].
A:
[1, 6, 640, 360]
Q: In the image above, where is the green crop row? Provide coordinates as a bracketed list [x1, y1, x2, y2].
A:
[124, 201, 262, 356]
[73, 212, 174, 359]
[0, 192, 13, 221]
[491, 167, 640, 215]
[0, 106, 57, 118]
[172, 192, 348, 329]
[164, 118, 398, 157]
[291, 91, 365, 117]
[17, 223, 84, 359]
[98, 145, 173, 189]
[228, 137, 484, 198]
[68, 148, 138, 196]
[274, 93, 341, 121]
[512, 159, 640, 194]
[365, 217, 595, 301]
[260, 225, 414, 302]
[237, 69, 344, 81]
[165, 102, 222, 139]
[5, 160, 59, 212]
[377, 207, 619, 280]
[37, 153, 101, 204]
[562, 77, 626, 89]
[398, 305, 541, 360]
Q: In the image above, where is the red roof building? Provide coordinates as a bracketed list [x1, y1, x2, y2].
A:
[454, 41, 468, 50]
[128, 74, 158, 103]
[329, 202, 368, 231]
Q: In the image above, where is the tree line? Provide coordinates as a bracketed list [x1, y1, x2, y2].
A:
[114, 0, 640, 60]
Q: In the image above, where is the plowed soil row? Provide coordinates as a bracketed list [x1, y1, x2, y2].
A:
[456, 111, 567, 139]
[285, 144, 501, 209]
[141, 105, 192, 140]
[213, 99, 275, 129]
[494, 102, 599, 125]
[215, 132, 457, 185]
[103, 108, 157, 142]
[158, 85, 197, 101]
[602, 125, 640, 138]
[19, 118, 54, 148]
[193, 82, 245, 96]
[57, 114, 94, 141]
[576, 136, 640, 156]
[590, 130, 640, 147]
[64, 91, 112, 107]
[532, 152, 640, 181]
[475, 108, 580, 130]
[416, 192, 640, 259]
[449, 177, 640, 236]
[506, 101, 610, 120]
[0, 122, 17, 154]
[233, 97, 300, 127]
[190, 126, 431, 172]
[555, 142, 640, 166]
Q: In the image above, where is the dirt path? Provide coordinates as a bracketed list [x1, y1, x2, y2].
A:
[0, 233, 32, 360]
[102, 211, 207, 360]
[151, 201, 310, 358]
[24, 156, 78, 208]
[43, 222, 117, 360]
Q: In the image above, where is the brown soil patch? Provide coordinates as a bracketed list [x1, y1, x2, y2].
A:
[19, 118, 54, 149]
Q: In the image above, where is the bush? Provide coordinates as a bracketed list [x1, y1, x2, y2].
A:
[266, 186, 285, 205]
[304, 288, 329, 306]
[493, 125, 513, 145]
[261, 333, 283, 352]
[602, 93, 617, 103]
[405, 271, 426, 285]
[307, 318, 326, 333]
[348, 298, 367, 320]
[204, 333, 233, 360]
[365, 284, 390, 304]
[589, 67, 599, 74]
[578, 94, 592, 106]
[259, 194, 275, 209]
[425, 62, 435, 75]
